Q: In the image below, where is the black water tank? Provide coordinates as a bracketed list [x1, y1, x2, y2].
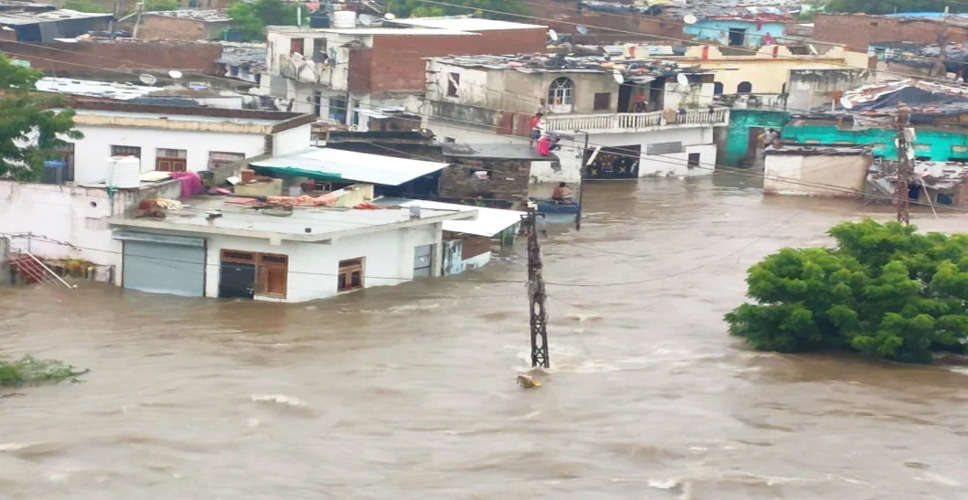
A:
[310, 12, 330, 28]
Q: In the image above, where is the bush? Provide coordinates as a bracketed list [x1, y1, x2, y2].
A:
[0, 356, 88, 386]
[726, 220, 968, 363]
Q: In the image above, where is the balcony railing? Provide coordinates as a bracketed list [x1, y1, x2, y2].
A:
[545, 107, 729, 132]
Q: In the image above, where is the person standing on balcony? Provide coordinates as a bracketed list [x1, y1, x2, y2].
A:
[529, 112, 545, 146]
[632, 95, 648, 113]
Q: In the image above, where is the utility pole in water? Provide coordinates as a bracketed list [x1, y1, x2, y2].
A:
[523, 207, 550, 368]
[894, 110, 912, 225]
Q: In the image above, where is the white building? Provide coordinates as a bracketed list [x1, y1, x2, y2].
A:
[422, 53, 729, 182]
[63, 101, 315, 185]
[261, 16, 547, 128]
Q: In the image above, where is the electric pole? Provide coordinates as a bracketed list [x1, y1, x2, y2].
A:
[523, 207, 549, 368]
[894, 110, 912, 225]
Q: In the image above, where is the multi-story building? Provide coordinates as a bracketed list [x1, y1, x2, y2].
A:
[423, 52, 729, 181]
[261, 16, 547, 128]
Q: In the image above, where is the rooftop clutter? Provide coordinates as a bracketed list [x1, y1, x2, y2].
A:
[432, 51, 703, 82]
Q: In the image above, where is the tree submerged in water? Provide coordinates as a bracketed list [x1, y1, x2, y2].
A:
[726, 220, 968, 363]
[0, 356, 88, 386]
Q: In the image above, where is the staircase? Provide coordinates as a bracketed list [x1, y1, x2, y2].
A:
[9, 252, 76, 289]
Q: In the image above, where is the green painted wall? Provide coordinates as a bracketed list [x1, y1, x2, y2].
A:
[723, 109, 791, 166]
[781, 125, 968, 161]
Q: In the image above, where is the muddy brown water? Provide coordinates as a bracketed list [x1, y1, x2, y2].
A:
[1, 175, 967, 499]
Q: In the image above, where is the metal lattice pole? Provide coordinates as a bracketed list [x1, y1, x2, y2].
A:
[894, 112, 911, 225]
[523, 208, 549, 368]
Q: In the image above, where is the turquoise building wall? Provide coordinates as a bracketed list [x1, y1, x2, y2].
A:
[781, 126, 968, 161]
[723, 109, 791, 166]
[684, 20, 785, 47]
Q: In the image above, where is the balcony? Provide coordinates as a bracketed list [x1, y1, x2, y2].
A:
[544, 107, 730, 133]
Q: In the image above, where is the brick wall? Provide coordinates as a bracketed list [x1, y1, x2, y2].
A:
[813, 14, 968, 51]
[140, 16, 230, 42]
[350, 28, 547, 93]
[438, 158, 531, 209]
[0, 39, 223, 73]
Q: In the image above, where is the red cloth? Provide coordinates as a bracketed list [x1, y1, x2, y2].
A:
[528, 116, 541, 129]
[536, 135, 552, 156]
[169, 171, 203, 199]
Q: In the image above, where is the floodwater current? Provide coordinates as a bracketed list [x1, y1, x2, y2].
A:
[1, 174, 967, 499]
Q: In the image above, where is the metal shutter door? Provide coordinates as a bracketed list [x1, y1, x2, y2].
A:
[123, 240, 205, 297]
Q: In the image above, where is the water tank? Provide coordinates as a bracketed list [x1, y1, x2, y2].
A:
[309, 11, 330, 28]
[331, 10, 356, 29]
[107, 156, 141, 188]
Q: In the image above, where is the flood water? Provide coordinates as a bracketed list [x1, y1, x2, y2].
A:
[2, 174, 967, 499]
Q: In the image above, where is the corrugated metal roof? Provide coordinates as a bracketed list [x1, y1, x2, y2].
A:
[376, 197, 522, 237]
[249, 147, 449, 186]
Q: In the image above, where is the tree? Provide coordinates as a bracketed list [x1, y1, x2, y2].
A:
[0, 56, 82, 181]
[386, 0, 526, 19]
[725, 220, 968, 363]
[144, 0, 180, 11]
[63, 0, 112, 13]
[227, 0, 299, 41]
[824, 0, 968, 15]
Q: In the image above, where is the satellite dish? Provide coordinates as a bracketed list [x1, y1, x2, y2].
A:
[576, 25, 588, 35]
[358, 13, 378, 26]
[613, 70, 625, 85]
[683, 14, 698, 25]
[138, 73, 157, 85]
[384, 12, 396, 20]
[168, 70, 183, 79]
[548, 29, 558, 41]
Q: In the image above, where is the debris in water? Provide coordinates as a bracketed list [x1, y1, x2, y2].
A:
[517, 374, 541, 389]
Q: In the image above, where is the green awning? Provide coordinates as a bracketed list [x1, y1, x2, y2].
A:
[249, 165, 343, 181]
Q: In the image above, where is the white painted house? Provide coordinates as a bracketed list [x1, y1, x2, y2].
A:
[423, 53, 729, 182]
[62, 101, 316, 185]
[108, 197, 475, 302]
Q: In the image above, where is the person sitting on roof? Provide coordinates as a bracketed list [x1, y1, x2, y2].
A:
[552, 182, 573, 203]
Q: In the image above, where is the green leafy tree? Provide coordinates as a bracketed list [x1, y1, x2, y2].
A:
[63, 0, 112, 13]
[387, 0, 526, 19]
[726, 220, 968, 363]
[0, 55, 82, 181]
[228, 0, 299, 41]
[823, 0, 968, 15]
[144, 0, 181, 11]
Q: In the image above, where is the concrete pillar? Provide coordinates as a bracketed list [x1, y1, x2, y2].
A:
[0, 236, 9, 285]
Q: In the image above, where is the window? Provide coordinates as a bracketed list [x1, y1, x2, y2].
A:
[338, 258, 364, 292]
[156, 148, 187, 172]
[914, 143, 931, 151]
[111, 145, 141, 158]
[548, 77, 575, 108]
[446, 72, 460, 97]
[688, 152, 701, 169]
[713, 82, 724, 95]
[737, 81, 752, 94]
[312, 38, 328, 63]
[290, 38, 304, 55]
[329, 96, 347, 123]
[593, 92, 611, 111]
[952, 145, 968, 153]
[728, 27, 746, 47]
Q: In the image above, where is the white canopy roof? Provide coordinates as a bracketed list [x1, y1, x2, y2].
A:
[377, 198, 522, 237]
[249, 147, 449, 186]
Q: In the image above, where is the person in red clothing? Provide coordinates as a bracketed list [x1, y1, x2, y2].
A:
[528, 112, 544, 146]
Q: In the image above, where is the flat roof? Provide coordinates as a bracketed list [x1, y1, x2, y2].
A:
[74, 109, 279, 125]
[37, 77, 160, 100]
[109, 196, 474, 243]
[0, 8, 111, 25]
[376, 197, 522, 237]
[390, 17, 546, 31]
[144, 9, 230, 22]
[441, 142, 551, 160]
[267, 25, 476, 36]
[250, 147, 450, 186]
